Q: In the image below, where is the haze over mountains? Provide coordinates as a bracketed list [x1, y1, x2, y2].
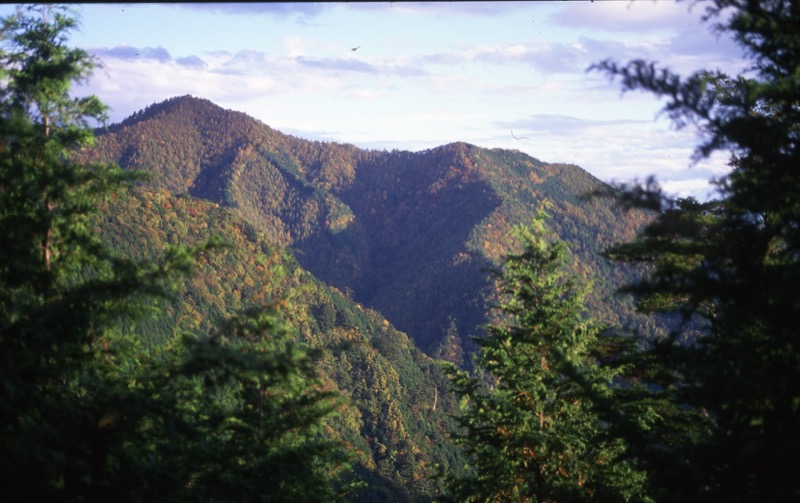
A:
[80, 95, 655, 500]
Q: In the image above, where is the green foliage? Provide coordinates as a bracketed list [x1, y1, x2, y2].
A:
[0, 6, 353, 501]
[83, 100, 654, 358]
[0, 5, 175, 496]
[592, 0, 800, 500]
[75, 89, 661, 499]
[441, 210, 648, 502]
[94, 185, 466, 501]
[133, 306, 356, 503]
[0, 4, 140, 293]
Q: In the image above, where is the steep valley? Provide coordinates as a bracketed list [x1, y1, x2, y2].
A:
[82, 95, 656, 501]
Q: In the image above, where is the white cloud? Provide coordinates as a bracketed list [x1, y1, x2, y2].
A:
[73, 2, 748, 201]
[295, 56, 379, 74]
[661, 177, 719, 201]
[487, 110, 730, 199]
[92, 45, 172, 63]
[421, 41, 583, 73]
[552, 0, 698, 32]
[354, 1, 529, 18]
[173, 2, 331, 20]
[283, 37, 311, 58]
[176, 55, 208, 70]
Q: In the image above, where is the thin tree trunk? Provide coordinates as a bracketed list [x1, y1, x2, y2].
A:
[42, 3, 52, 275]
[43, 107, 51, 273]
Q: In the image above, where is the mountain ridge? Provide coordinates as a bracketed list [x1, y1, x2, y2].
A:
[77, 94, 658, 500]
[86, 94, 654, 356]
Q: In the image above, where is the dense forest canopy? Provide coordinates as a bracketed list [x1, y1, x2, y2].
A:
[2, 1, 798, 501]
[83, 93, 655, 358]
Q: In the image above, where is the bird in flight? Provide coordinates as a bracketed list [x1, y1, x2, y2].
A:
[511, 130, 529, 140]
[352, 46, 360, 52]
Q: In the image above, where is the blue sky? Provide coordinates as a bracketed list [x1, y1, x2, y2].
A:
[3, 2, 748, 200]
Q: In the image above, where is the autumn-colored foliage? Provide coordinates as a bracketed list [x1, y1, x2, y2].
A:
[83, 96, 654, 358]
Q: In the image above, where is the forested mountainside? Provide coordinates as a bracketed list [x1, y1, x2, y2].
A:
[95, 186, 463, 502]
[85, 95, 655, 358]
[8, 0, 795, 499]
[74, 95, 660, 501]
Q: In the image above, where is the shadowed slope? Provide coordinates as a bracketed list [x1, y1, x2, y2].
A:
[86, 95, 653, 356]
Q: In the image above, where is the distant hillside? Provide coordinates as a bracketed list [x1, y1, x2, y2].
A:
[94, 186, 464, 502]
[86, 95, 654, 356]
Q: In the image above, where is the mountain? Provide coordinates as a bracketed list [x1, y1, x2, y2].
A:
[77, 95, 659, 500]
[87, 95, 654, 358]
[93, 186, 464, 502]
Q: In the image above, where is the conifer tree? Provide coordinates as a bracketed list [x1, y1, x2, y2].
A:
[441, 211, 648, 502]
[0, 6, 354, 501]
[592, 0, 800, 500]
[0, 6, 155, 497]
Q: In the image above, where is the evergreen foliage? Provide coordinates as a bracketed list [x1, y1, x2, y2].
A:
[73, 74, 659, 503]
[13, 1, 793, 500]
[441, 210, 648, 502]
[81, 95, 654, 358]
[0, 6, 354, 501]
[95, 186, 465, 501]
[592, 0, 800, 500]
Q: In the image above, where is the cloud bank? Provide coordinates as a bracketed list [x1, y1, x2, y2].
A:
[72, 1, 745, 201]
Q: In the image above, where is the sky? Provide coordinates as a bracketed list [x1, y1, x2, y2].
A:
[3, 2, 749, 200]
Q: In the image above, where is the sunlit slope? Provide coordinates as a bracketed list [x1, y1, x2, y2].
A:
[95, 186, 463, 502]
[87, 95, 653, 355]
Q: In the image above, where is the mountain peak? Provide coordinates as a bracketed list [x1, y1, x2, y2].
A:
[108, 95, 252, 134]
[89, 96, 653, 354]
